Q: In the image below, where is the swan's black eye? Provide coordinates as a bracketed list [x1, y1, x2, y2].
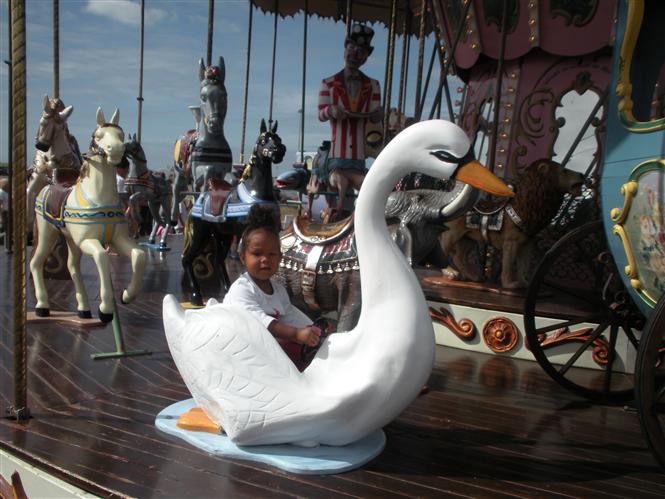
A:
[430, 148, 475, 165]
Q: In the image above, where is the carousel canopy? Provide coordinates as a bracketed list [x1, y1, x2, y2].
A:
[251, 1, 617, 69]
[250, 0, 435, 35]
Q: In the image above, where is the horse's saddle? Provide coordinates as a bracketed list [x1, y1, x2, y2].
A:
[280, 216, 357, 310]
[207, 178, 233, 216]
[465, 191, 513, 239]
[37, 184, 73, 227]
[191, 181, 277, 223]
[124, 170, 152, 189]
[52, 167, 79, 186]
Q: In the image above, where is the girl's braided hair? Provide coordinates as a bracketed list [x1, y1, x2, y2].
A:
[238, 205, 281, 253]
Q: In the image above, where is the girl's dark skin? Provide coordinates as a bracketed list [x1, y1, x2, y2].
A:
[240, 228, 321, 347]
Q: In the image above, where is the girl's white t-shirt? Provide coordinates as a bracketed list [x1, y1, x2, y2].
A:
[223, 272, 312, 329]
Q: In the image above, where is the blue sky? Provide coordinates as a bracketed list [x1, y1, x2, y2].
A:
[0, 0, 442, 174]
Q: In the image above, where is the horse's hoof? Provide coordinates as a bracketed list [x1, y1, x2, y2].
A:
[98, 308, 114, 324]
[148, 238, 156, 245]
[191, 295, 203, 307]
[78, 310, 92, 319]
[35, 307, 50, 317]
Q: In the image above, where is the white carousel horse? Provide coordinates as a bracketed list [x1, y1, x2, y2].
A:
[27, 95, 82, 234]
[162, 120, 514, 446]
[31, 108, 147, 323]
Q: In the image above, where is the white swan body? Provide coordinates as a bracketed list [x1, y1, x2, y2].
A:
[163, 119, 513, 446]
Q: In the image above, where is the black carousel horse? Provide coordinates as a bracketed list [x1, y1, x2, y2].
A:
[182, 119, 285, 305]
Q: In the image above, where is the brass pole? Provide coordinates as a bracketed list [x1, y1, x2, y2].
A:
[137, 0, 145, 143]
[300, 0, 308, 159]
[239, 1, 254, 163]
[10, 0, 30, 421]
[207, 0, 214, 66]
[427, 0, 471, 120]
[4, 0, 13, 252]
[52, 0, 59, 98]
[382, 0, 398, 143]
[413, 0, 426, 121]
[487, 0, 509, 173]
[345, 0, 353, 37]
[268, 0, 278, 127]
[396, 3, 410, 120]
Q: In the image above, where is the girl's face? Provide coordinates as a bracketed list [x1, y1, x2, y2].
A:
[240, 229, 282, 283]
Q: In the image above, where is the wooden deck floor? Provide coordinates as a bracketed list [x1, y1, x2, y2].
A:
[1, 236, 664, 498]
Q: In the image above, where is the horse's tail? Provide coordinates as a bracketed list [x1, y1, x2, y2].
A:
[182, 211, 194, 255]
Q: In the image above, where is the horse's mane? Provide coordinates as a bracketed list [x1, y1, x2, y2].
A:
[511, 160, 570, 235]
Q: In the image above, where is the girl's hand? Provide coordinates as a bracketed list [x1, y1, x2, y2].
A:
[296, 326, 321, 347]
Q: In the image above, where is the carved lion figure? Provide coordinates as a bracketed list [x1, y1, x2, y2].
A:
[440, 159, 585, 289]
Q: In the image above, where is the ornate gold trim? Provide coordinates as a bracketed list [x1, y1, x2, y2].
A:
[611, 224, 640, 287]
[429, 307, 477, 340]
[615, 0, 665, 132]
[610, 159, 663, 308]
[609, 181, 638, 223]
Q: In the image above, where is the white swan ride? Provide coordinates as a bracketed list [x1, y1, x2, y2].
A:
[162, 119, 513, 446]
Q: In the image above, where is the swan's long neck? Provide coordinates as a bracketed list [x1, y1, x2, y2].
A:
[353, 139, 428, 333]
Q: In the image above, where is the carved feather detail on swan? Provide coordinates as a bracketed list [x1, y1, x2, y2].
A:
[163, 120, 513, 446]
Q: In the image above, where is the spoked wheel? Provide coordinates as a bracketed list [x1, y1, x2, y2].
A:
[635, 295, 665, 469]
[523, 220, 645, 404]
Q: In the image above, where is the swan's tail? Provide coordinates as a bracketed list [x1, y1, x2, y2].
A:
[163, 294, 186, 358]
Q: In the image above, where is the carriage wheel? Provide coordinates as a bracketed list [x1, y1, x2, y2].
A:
[635, 295, 665, 469]
[523, 220, 645, 404]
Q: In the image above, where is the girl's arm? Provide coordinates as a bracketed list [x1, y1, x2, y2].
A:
[268, 320, 320, 347]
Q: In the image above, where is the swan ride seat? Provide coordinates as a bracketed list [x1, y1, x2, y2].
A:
[281, 215, 357, 310]
[191, 180, 278, 223]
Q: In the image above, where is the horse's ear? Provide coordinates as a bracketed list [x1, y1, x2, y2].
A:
[96, 107, 106, 127]
[59, 106, 73, 121]
[199, 58, 206, 81]
[42, 94, 50, 112]
[217, 56, 225, 82]
[260, 119, 267, 134]
[271, 120, 278, 133]
[110, 109, 120, 125]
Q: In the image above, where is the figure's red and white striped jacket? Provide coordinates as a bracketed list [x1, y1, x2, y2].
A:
[318, 70, 381, 160]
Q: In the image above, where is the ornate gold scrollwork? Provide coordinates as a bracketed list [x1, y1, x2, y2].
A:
[610, 160, 664, 308]
[616, 0, 665, 132]
[531, 326, 609, 366]
[612, 224, 642, 291]
[429, 306, 477, 341]
[610, 181, 638, 223]
[482, 317, 518, 353]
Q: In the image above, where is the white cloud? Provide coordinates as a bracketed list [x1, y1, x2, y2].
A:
[84, 0, 167, 27]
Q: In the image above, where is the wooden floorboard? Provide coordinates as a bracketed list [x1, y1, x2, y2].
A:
[1, 235, 664, 498]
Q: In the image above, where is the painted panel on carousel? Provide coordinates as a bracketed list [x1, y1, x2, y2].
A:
[438, 0, 616, 70]
[601, 0, 665, 315]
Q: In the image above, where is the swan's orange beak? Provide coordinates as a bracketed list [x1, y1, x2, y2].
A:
[455, 160, 514, 197]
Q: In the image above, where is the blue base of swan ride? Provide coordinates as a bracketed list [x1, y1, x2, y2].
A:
[155, 399, 386, 475]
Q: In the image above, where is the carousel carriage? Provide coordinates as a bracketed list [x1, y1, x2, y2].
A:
[504, 0, 665, 468]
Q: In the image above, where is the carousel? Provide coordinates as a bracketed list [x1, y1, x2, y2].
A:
[2, 0, 665, 496]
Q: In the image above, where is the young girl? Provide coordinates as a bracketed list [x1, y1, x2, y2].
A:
[223, 205, 321, 370]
